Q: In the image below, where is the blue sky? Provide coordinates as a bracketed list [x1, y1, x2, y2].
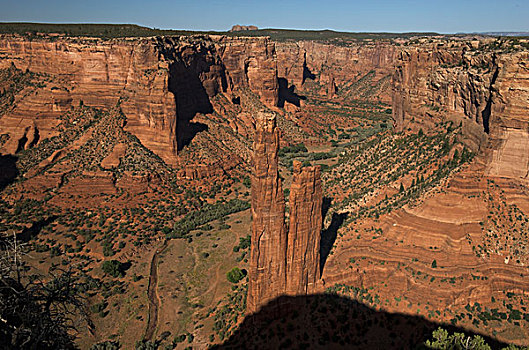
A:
[0, 0, 527, 33]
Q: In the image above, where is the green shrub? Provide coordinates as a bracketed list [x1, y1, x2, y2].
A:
[102, 260, 126, 278]
[226, 267, 245, 283]
[174, 334, 186, 343]
[91, 301, 107, 314]
[90, 340, 120, 350]
[169, 199, 250, 239]
[424, 327, 492, 350]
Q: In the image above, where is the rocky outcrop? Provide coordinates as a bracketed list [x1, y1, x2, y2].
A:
[216, 36, 278, 107]
[229, 25, 258, 32]
[286, 161, 322, 296]
[392, 40, 529, 178]
[248, 112, 322, 314]
[276, 41, 396, 102]
[247, 111, 287, 314]
[0, 36, 176, 161]
[0, 35, 279, 166]
[391, 41, 496, 139]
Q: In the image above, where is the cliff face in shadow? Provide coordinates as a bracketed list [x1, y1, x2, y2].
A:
[214, 294, 509, 350]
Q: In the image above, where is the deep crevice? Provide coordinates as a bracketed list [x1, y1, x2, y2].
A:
[481, 60, 499, 134]
[301, 53, 315, 84]
[167, 58, 214, 151]
[0, 154, 19, 190]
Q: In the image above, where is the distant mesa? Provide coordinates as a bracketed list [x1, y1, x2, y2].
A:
[230, 25, 258, 32]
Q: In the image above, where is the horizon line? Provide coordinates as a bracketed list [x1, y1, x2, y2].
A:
[0, 21, 528, 36]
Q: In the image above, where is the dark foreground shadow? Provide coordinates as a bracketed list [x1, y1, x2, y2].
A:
[214, 294, 509, 349]
[320, 212, 347, 275]
[0, 154, 19, 190]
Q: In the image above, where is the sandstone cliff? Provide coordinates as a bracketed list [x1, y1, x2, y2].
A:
[0, 35, 278, 166]
[248, 112, 323, 314]
[276, 41, 396, 103]
[392, 40, 529, 178]
[247, 111, 287, 314]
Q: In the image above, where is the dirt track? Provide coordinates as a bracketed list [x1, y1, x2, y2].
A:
[144, 241, 168, 341]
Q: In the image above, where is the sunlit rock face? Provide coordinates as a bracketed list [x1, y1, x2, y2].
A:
[0, 35, 279, 166]
[247, 112, 323, 314]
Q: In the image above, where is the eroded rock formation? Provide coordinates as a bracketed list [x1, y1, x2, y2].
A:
[229, 25, 258, 32]
[286, 160, 322, 296]
[247, 111, 287, 314]
[392, 40, 529, 178]
[276, 41, 396, 102]
[0, 35, 278, 166]
[248, 112, 322, 314]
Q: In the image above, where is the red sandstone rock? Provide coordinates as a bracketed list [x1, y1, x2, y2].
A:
[276, 41, 397, 103]
[0, 35, 279, 166]
[392, 41, 529, 178]
[248, 113, 323, 313]
[247, 111, 287, 314]
[216, 36, 278, 107]
[286, 161, 322, 295]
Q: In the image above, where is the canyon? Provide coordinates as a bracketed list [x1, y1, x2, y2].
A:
[0, 28, 528, 349]
[0, 35, 278, 166]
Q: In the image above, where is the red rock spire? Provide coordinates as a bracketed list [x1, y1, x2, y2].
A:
[286, 161, 322, 295]
[247, 112, 323, 314]
[247, 111, 287, 314]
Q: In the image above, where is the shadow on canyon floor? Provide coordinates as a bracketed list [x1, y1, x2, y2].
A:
[0, 154, 18, 191]
[214, 294, 509, 349]
[320, 211, 348, 275]
[18, 216, 57, 243]
[177, 121, 209, 150]
[278, 78, 307, 108]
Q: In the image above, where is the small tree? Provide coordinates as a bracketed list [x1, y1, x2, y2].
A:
[0, 235, 92, 348]
[102, 260, 125, 278]
[431, 260, 437, 268]
[425, 327, 491, 350]
[226, 267, 245, 283]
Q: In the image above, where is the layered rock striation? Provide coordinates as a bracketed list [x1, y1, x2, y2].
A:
[392, 40, 529, 178]
[0, 35, 278, 166]
[286, 160, 322, 296]
[247, 111, 287, 314]
[276, 41, 397, 102]
[247, 112, 323, 314]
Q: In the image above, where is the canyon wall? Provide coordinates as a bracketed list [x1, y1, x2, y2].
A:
[0, 35, 278, 166]
[276, 41, 397, 102]
[248, 112, 322, 314]
[392, 40, 529, 179]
